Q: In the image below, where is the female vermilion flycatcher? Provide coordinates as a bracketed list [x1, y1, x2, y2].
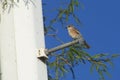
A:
[67, 25, 90, 49]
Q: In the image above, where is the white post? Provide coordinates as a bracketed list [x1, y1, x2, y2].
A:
[0, 3, 1, 80]
[0, 6, 18, 80]
[0, 0, 48, 80]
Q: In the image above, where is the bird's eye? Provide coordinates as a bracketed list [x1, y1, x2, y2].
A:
[68, 25, 70, 27]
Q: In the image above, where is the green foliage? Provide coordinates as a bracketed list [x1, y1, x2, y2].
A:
[54, 0, 80, 22]
[47, 45, 120, 80]
[43, 0, 120, 80]
[43, 0, 82, 35]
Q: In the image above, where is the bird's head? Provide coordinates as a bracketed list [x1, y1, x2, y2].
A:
[67, 25, 74, 30]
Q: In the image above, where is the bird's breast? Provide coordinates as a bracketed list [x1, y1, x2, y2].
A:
[68, 29, 79, 39]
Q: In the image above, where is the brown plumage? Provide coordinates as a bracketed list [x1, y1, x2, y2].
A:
[67, 25, 90, 49]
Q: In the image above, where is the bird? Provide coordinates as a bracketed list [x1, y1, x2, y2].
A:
[67, 25, 90, 49]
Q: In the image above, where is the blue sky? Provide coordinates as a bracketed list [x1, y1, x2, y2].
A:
[43, 0, 120, 80]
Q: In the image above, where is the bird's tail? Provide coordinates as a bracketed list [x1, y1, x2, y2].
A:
[78, 35, 90, 49]
[83, 40, 90, 49]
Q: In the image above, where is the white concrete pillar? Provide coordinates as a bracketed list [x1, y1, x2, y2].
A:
[0, 0, 48, 80]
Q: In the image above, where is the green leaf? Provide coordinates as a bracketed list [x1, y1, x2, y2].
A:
[50, 19, 57, 24]
[105, 71, 111, 77]
[72, 13, 81, 25]
[79, 50, 91, 58]
[111, 54, 120, 58]
[74, 0, 79, 7]
[58, 9, 65, 19]
[92, 53, 108, 59]
[90, 63, 95, 73]
[69, 0, 74, 13]
[59, 66, 68, 73]
[96, 65, 100, 71]
[108, 61, 114, 67]
[68, 52, 74, 63]
[49, 62, 56, 68]
[98, 70, 104, 80]
[99, 63, 107, 69]
[70, 47, 80, 56]
[65, 13, 69, 21]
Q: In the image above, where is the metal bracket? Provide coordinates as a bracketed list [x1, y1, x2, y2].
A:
[37, 48, 48, 60]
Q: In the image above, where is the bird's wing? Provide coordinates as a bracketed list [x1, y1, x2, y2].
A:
[72, 27, 80, 34]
